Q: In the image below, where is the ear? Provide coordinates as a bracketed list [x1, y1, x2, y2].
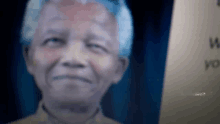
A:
[112, 56, 129, 84]
[23, 45, 35, 75]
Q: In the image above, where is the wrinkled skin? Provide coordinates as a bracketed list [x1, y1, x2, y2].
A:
[23, 0, 129, 123]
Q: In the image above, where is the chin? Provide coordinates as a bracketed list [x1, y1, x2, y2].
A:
[47, 89, 95, 102]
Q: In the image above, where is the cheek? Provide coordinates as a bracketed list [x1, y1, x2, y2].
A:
[89, 56, 116, 76]
[34, 48, 62, 65]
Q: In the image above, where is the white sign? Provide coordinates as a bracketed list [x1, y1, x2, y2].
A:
[159, 0, 220, 124]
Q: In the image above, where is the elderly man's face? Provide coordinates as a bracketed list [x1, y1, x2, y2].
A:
[24, 0, 128, 105]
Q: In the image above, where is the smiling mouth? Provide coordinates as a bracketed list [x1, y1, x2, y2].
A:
[53, 75, 91, 84]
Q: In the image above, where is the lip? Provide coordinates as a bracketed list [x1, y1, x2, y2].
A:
[53, 75, 91, 84]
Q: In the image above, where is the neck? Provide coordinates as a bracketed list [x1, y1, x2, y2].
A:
[43, 98, 99, 124]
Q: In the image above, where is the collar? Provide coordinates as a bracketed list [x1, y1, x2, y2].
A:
[34, 100, 103, 124]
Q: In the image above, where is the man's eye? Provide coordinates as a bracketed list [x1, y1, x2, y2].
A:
[87, 44, 107, 52]
[43, 38, 64, 47]
[87, 44, 101, 48]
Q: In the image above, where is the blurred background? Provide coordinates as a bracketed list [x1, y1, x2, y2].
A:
[0, 0, 174, 123]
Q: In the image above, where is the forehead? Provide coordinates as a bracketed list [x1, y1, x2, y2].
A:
[40, 0, 116, 25]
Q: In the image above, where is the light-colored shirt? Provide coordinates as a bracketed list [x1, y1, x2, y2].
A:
[8, 100, 121, 124]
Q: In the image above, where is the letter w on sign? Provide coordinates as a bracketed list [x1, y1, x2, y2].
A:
[210, 37, 220, 49]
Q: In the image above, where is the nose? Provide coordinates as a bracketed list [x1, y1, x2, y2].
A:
[60, 42, 88, 68]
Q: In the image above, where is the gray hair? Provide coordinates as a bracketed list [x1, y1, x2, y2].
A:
[20, 0, 133, 57]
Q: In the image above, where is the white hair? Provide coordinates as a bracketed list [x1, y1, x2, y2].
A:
[20, 0, 133, 57]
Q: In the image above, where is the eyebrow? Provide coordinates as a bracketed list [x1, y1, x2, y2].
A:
[89, 22, 112, 41]
[45, 29, 66, 34]
[49, 16, 67, 23]
[42, 27, 69, 36]
[88, 33, 110, 42]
